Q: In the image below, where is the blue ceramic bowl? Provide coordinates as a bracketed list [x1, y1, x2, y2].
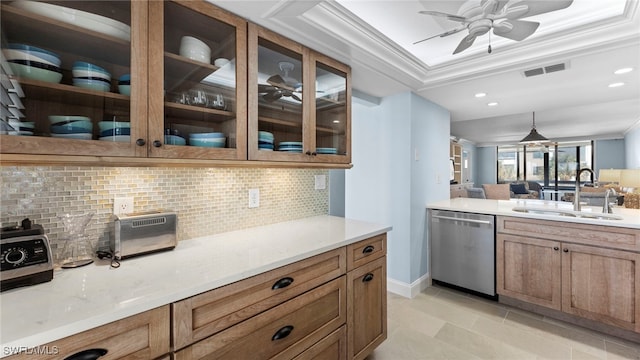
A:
[189, 137, 225, 147]
[100, 128, 130, 137]
[50, 120, 93, 134]
[7, 43, 61, 66]
[189, 132, 225, 139]
[165, 134, 186, 146]
[73, 78, 110, 92]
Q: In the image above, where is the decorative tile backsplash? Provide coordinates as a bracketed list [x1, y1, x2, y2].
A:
[1, 166, 329, 261]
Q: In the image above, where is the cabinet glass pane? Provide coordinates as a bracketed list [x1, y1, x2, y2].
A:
[256, 39, 303, 153]
[315, 62, 347, 156]
[1, 1, 132, 143]
[163, 1, 237, 150]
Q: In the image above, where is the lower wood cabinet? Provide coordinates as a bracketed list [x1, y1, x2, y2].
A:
[4, 306, 170, 360]
[293, 326, 347, 360]
[497, 216, 640, 334]
[175, 277, 346, 360]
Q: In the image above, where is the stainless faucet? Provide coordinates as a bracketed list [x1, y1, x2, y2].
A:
[603, 188, 617, 213]
[574, 168, 595, 211]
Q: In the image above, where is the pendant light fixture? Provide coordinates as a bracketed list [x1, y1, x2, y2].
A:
[519, 112, 548, 144]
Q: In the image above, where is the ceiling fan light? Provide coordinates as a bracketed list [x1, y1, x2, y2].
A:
[487, 102, 498, 106]
[608, 82, 625, 88]
[614, 67, 633, 75]
[475, 92, 487, 98]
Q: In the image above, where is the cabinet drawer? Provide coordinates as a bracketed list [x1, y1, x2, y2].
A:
[292, 326, 346, 360]
[172, 247, 346, 350]
[5, 306, 169, 360]
[497, 216, 640, 251]
[175, 277, 346, 360]
[346, 234, 386, 271]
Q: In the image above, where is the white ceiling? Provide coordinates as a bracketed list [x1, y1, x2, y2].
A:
[210, 0, 640, 146]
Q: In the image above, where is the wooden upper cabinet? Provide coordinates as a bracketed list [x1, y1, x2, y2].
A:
[0, 0, 148, 157]
[248, 24, 351, 165]
[147, 0, 247, 160]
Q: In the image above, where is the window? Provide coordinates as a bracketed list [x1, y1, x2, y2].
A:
[497, 141, 593, 189]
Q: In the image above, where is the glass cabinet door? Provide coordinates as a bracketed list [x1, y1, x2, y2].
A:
[0, 0, 146, 157]
[148, 1, 246, 160]
[248, 24, 310, 162]
[311, 51, 351, 164]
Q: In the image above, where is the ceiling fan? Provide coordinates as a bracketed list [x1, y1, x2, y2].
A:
[414, 0, 574, 54]
[258, 61, 302, 102]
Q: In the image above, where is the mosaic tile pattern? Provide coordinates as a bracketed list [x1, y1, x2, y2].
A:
[1, 166, 329, 264]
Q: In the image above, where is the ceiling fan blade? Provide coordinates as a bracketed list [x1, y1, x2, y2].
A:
[290, 93, 302, 102]
[453, 34, 477, 54]
[263, 91, 282, 102]
[418, 10, 467, 23]
[258, 84, 277, 93]
[506, 0, 573, 18]
[493, 19, 539, 41]
[413, 25, 467, 45]
[481, 0, 509, 14]
[266, 74, 296, 91]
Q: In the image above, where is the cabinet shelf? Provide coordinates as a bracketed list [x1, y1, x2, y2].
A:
[258, 116, 341, 135]
[1, 5, 131, 67]
[164, 101, 234, 120]
[20, 78, 130, 103]
[164, 52, 222, 94]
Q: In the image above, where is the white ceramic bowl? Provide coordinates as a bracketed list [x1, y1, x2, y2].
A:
[214, 58, 229, 67]
[72, 69, 111, 82]
[179, 36, 210, 64]
[73, 78, 111, 92]
[2, 49, 60, 67]
[11, 0, 131, 41]
[5, 44, 61, 66]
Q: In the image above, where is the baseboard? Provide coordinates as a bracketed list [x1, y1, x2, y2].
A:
[387, 273, 431, 298]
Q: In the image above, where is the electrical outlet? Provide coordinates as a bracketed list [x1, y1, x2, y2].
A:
[114, 197, 134, 215]
[248, 189, 260, 208]
[314, 175, 326, 190]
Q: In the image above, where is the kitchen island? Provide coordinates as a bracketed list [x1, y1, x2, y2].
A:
[0, 215, 391, 359]
[427, 197, 640, 343]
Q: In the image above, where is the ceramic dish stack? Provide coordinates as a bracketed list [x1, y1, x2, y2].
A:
[316, 147, 338, 155]
[3, 44, 63, 83]
[118, 74, 130, 96]
[189, 132, 225, 148]
[98, 120, 130, 142]
[278, 141, 303, 153]
[49, 116, 93, 140]
[72, 61, 111, 92]
[258, 131, 274, 151]
[165, 134, 186, 146]
[11, 0, 131, 41]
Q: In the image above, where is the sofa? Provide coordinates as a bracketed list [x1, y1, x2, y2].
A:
[508, 181, 541, 199]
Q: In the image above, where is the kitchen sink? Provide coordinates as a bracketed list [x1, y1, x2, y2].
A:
[511, 207, 623, 220]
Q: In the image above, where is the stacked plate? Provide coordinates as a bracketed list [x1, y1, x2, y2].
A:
[118, 74, 131, 96]
[98, 120, 130, 142]
[72, 61, 111, 92]
[258, 131, 274, 151]
[3, 44, 63, 83]
[49, 116, 93, 140]
[278, 141, 303, 153]
[316, 147, 338, 155]
[189, 132, 225, 148]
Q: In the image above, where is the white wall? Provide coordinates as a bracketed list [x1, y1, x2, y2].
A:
[625, 124, 640, 168]
[346, 91, 450, 294]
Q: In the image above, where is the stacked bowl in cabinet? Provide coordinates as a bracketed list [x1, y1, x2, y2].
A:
[189, 132, 225, 148]
[72, 61, 111, 92]
[98, 120, 130, 142]
[258, 131, 274, 151]
[278, 141, 303, 153]
[2, 44, 63, 84]
[49, 116, 93, 140]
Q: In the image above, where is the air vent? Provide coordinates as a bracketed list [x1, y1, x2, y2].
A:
[132, 217, 166, 228]
[522, 62, 570, 77]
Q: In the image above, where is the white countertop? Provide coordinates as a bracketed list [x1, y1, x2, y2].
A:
[0, 215, 391, 355]
[427, 198, 640, 229]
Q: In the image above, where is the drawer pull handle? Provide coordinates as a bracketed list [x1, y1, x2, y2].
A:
[272, 325, 294, 341]
[272, 277, 294, 290]
[563, 248, 569, 253]
[64, 348, 108, 360]
[136, 138, 146, 146]
[363, 245, 375, 254]
[363, 273, 374, 282]
[553, 247, 559, 251]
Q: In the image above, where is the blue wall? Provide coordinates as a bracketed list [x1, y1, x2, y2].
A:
[345, 91, 450, 286]
[595, 139, 626, 172]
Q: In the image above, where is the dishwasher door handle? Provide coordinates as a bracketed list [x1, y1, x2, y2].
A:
[431, 215, 493, 225]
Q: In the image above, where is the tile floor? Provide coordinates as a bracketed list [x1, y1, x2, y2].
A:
[369, 285, 640, 360]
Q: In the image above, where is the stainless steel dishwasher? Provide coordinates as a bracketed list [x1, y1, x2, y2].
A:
[429, 209, 496, 297]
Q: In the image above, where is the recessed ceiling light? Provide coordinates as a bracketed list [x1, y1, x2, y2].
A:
[614, 67, 633, 75]
[333, 120, 340, 124]
[487, 102, 498, 106]
[608, 82, 625, 88]
[475, 92, 487, 98]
